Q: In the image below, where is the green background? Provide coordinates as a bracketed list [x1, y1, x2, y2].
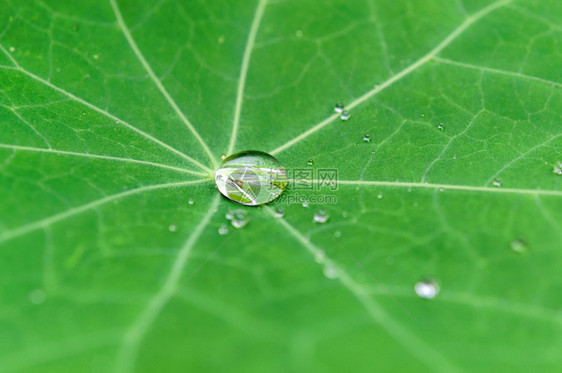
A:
[1, 0, 561, 372]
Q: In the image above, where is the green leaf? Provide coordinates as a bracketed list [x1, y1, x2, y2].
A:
[1, 0, 561, 371]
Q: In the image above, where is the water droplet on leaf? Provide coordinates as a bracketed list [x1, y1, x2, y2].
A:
[313, 209, 330, 224]
[334, 103, 344, 113]
[221, 154, 226, 160]
[340, 111, 351, 120]
[218, 224, 229, 235]
[314, 250, 325, 262]
[215, 151, 288, 206]
[273, 206, 285, 218]
[188, 199, 194, 205]
[302, 201, 309, 208]
[492, 179, 502, 187]
[307, 159, 314, 166]
[230, 209, 249, 229]
[363, 134, 371, 142]
[553, 161, 562, 175]
[323, 264, 338, 279]
[438, 123, 444, 130]
[9, 46, 15, 52]
[295, 30, 303, 38]
[168, 224, 177, 232]
[511, 238, 527, 253]
[415, 279, 439, 299]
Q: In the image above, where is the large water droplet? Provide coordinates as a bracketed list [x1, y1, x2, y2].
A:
[230, 209, 249, 229]
[415, 279, 439, 299]
[313, 209, 330, 224]
[215, 150, 288, 206]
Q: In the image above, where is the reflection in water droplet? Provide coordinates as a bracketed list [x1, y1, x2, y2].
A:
[334, 103, 344, 113]
[363, 134, 371, 142]
[438, 123, 444, 130]
[273, 206, 285, 218]
[492, 179, 502, 187]
[415, 279, 439, 299]
[215, 151, 288, 206]
[340, 111, 351, 120]
[307, 159, 314, 166]
[323, 264, 338, 279]
[218, 224, 229, 235]
[230, 209, 249, 229]
[313, 209, 330, 224]
[221, 154, 226, 160]
[168, 224, 177, 232]
[511, 238, 527, 253]
[553, 161, 562, 175]
[188, 199, 194, 205]
[29, 289, 47, 304]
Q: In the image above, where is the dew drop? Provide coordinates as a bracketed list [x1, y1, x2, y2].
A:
[188, 199, 195, 205]
[221, 154, 226, 160]
[218, 224, 229, 235]
[340, 111, 351, 121]
[334, 103, 344, 113]
[363, 134, 371, 142]
[302, 201, 309, 208]
[115, 120, 120, 125]
[273, 206, 285, 218]
[438, 123, 444, 130]
[295, 30, 303, 38]
[72, 24, 80, 32]
[323, 264, 339, 279]
[93, 54, 99, 60]
[415, 279, 439, 299]
[307, 159, 314, 166]
[553, 161, 562, 175]
[168, 224, 177, 232]
[314, 249, 326, 263]
[377, 193, 383, 199]
[215, 150, 288, 206]
[511, 238, 527, 253]
[334, 230, 342, 238]
[9, 46, 15, 52]
[230, 209, 249, 229]
[492, 179, 502, 187]
[225, 211, 234, 220]
[313, 209, 330, 224]
[29, 289, 47, 304]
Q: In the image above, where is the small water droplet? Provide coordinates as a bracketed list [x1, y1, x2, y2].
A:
[72, 24, 80, 32]
[221, 154, 226, 160]
[307, 159, 314, 166]
[168, 224, 177, 232]
[29, 289, 47, 304]
[334, 230, 342, 238]
[188, 199, 194, 205]
[511, 238, 527, 253]
[453, 155, 457, 160]
[230, 209, 249, 229]
[273, 206, 285, 218]
[363, 134, 371, 142]
[9, 46, 15, 52]
[323, 264, 339, 279]
[314, 249, 326, 263]
[215, 151, 288, 206]
[340, 111, 351, 121]
[295, 30, 303, 38]
[93, 54, 99, 60]
[334, 103, 344, 113]
[313, 209, 330, 224]
[302, 201, 309, 208]
[218, 224, 229, 235]
[225, 211, 234, 220]
[415, 279, 439, 299]
[438, 123, 444, 130]
[553, 161, 562, 175]
[115, 120, 120, 125]
[377, 193, 383, 199]
[439, 188, 444, 192]
[492, 179, 502, 187]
